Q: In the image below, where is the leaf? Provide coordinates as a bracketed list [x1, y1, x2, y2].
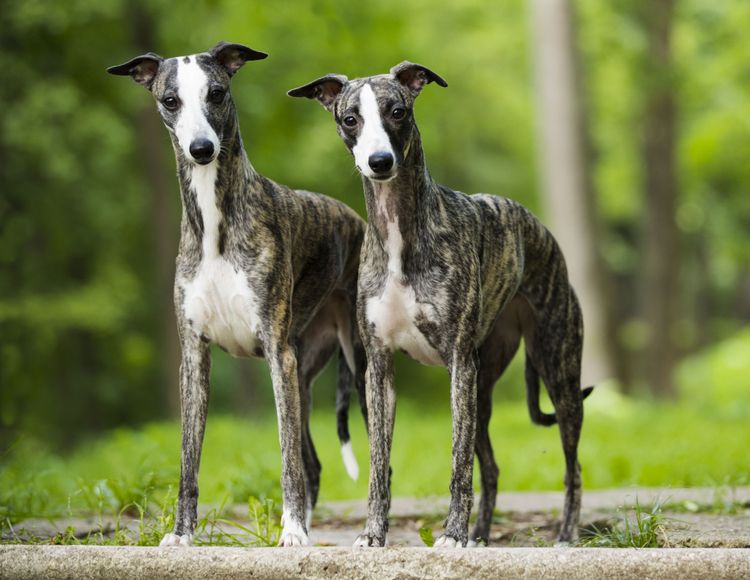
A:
[418, 526, 434, 547]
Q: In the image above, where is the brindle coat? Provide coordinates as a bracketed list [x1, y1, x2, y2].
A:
[290, 63, 590, 546]
[108, 43, 366, 547]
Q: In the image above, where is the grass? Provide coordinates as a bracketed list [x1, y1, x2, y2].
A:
[2, 328, 749, 544]
[579, 499, 668, 548]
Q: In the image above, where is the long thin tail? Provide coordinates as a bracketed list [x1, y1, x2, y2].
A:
[335, 348, 359, 480]
[525, 352, 594, 426]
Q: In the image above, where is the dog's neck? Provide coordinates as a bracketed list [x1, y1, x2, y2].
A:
[172, 113, 260, 252]
[362, 126, 439, 252]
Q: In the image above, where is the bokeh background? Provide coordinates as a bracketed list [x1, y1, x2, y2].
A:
[1, 0, 749, 519]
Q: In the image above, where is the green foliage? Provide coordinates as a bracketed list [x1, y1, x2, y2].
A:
[418, 526, 434, 547]
[1, 0, 749, 457]
[579, 499, 667, 548]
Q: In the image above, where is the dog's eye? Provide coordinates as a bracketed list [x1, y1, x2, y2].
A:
[208, 89, 226, 104]
[392, 107, 406, 120]
[343, 115, 358, 128]
[162, 96, 179, 111]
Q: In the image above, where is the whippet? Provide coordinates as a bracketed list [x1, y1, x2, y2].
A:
[289, 62, 592, 547]
[107, 42, 367, 547]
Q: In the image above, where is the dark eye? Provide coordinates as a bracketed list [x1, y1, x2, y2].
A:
[208, 88, 226, 104]
[392, 107, 406, 120]
[343, 115, 358, 128]
[162, 96, 179, 111]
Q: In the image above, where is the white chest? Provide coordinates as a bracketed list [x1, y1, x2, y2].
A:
[365, 203, 443, 367]
[182, 257, 262, 357]
[180, 163, 261, 358]
[366, 278, 443, 366]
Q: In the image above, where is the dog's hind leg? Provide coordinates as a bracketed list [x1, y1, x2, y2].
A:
[161, 327, 211, 547]
[470, 299, 525, 544]
[529, 293, 584, 544]
[471, 341, 520, 543]
[550, 378, 583, 544]
[296, 324, 339, 531]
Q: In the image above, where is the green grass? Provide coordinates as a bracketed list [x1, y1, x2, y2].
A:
[2, 392, 748, 524]
[2, 329, 750, 542]
[579, 499, 668, 548]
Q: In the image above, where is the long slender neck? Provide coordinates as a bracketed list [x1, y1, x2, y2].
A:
[362, 127, 438, 248]
[173, 114, 259, 255]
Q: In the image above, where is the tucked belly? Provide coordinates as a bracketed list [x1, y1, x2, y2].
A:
[366, 279, 443, 366]
[182, 258, 262, 358]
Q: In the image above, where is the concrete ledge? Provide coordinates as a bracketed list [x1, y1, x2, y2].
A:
[1, 546, 749, 580]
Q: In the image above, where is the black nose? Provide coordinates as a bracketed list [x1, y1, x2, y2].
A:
[189, 139, 215, 164]
[368, 152, 394, 174]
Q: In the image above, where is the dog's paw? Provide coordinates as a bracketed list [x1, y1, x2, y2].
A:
[353, 533, 384, 547]
[278, 517, 309, 547]
[159, 533, 193, 547]
[434, 535, 464, 548]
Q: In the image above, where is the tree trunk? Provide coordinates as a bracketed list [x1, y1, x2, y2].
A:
[530, 0, 615, 387]
[640, 0, 679, 398]
[131, 4, 181, 415]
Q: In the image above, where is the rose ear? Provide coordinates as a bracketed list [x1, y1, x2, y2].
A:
[390, 61, 448, 97]
[287, 74, 348, 112]
[106, 53, 163, 89]
[209, 41, 268, 76]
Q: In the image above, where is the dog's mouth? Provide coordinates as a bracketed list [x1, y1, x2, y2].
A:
[367, 170, 397, 183]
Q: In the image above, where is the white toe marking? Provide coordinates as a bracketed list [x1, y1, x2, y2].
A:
[159, 532, 193, 547]
[340, 441, 359, 481]
[434, 535, 462, 548]
[279, 511, 309, 547]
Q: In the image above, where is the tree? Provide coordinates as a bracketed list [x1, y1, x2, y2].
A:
[530, 0, 615, 387]
[639, 0, 680, 398]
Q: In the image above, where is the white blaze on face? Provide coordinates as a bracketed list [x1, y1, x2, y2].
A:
[174, 57, 219, 162]
[352, 83, 396, 178]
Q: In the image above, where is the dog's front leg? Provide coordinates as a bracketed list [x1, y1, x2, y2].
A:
[354, 344, 394, 547]
[435, 351, 478, 548]
[161, 329, 210, 547]
[268, 342, 309, 546]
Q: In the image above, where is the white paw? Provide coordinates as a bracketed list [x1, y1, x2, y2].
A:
[353, 533, 384, 547]
[279, 514, 309, 547]
[467, 539, 477, 548]
[159, 533, 193, 547]
[434, 535, 463, 548]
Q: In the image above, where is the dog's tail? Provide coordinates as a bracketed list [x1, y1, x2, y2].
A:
[525, 353, 594, 426]
[335, 348, 359, 481]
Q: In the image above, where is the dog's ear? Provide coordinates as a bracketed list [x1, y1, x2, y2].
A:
[287, 74, 348, 112]
[107, 53, 163, 89]
[390, 61, 447, 97]
[209, 41, 268, 76]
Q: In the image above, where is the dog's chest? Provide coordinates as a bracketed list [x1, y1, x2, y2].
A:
[181, 164, 262, 358]
[183, 257, 262, 357]
[365, 214, 443, 366]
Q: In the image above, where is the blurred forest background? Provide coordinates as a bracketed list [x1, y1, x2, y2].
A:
[1, 0, 748, 463]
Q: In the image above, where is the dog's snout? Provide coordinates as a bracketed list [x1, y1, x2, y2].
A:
[368, 152, 394, 174]
[189, 138, 215, 164]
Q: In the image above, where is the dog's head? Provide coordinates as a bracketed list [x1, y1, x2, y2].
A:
[108, 42, 267, 165]
[289, 62, 447, 182]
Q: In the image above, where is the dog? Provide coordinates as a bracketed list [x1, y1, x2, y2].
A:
[107, 42, 367, 547]
[289, 62, 592, 547]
